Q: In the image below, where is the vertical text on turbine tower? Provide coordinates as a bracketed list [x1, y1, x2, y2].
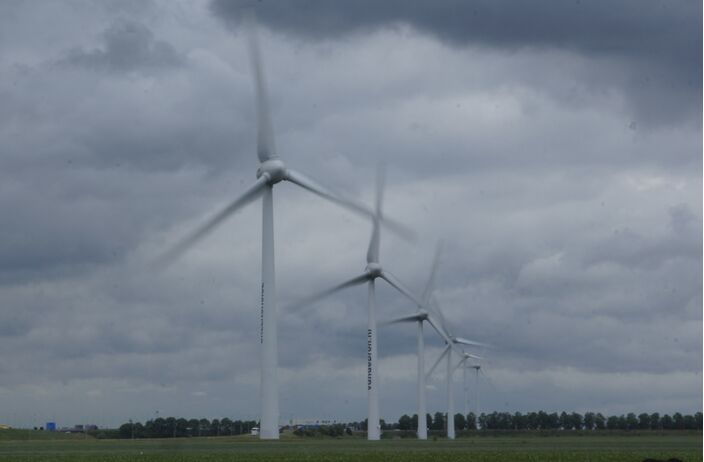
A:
[260, 283, 264, 344]
[367, 329, 373, 390]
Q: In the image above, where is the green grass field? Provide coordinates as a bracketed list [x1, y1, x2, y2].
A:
[0, 431, 700, 461]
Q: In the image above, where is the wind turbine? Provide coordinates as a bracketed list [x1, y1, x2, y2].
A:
[455, 353, 483, 423]
[382, 242, 449, 440]
[425, 298, 485, 439]
[289, 166, 422, 441]
[468, 363, 481, 424]
[156, 21, 405, 440]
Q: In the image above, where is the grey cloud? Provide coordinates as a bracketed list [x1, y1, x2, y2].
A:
[60, 20, 184, 73]
[211, 0, 702, 127]
[210, 0, 699, 60]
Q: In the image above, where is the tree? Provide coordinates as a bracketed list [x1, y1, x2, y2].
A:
[119, 423, 133, 439]
[571, 412, 583, 430]
[454, 413, 466, 430]
[426, 414, 433, 431]
[411, 414, 418, 431]
[594, 413, 606, 430]
[606, 415, 620, 430]
[649, 413, 660, 430]
[661, 414, 673, 430]
[683, 414, 696, 430]
[625, 413, 638, 430]
[187, 419, 200, 437]
[695, 412, 702, 430]
[559, 412, 571, 430]
[537, 411, 549, 430]
[398, 414, 412, 431]
[478, 413, 488, 430]
[175, 418, 188, 437]
[466, 412, 476, 430]
[527, 412, 538, 430]
[220, 418, 232, 435]
[583, 412, 595, 430]
[153, 418, 168, 438]
[637, 413, 650, 430]
[433, 412, 445, 430]
[165, 417, 177, 438]
[513, 412, 526, 430]
[548, 413, 560, 429]
[672, 413, 684, 430]
[198, 418, 210, 437]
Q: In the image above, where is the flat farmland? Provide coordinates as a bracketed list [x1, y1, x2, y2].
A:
[0, 432, 700, 461]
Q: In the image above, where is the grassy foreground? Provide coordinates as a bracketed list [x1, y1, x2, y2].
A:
[0, 431, 700, 461]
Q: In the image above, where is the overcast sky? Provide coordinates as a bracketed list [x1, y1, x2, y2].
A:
[0, 0, 701, 428]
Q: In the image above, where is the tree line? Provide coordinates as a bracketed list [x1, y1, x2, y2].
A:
[394, 411, 703, 431]
[118, 417, 258, 439]
[117, 411, 702, 438]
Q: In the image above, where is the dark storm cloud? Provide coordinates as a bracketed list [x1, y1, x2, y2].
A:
[59, 20, 185, 73]
[210, 0, 699, 59]
[210, 0, 702, 126]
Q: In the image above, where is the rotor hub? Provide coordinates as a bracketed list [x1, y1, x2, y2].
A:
[417, 310, 429, 321]
[365, 262, 383, 278]
[256, 159, 287, 184]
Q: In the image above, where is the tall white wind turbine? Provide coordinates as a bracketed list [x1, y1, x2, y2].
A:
[382, 242, 449, 440]
[156, 22, 404, 440]
[290, 167, 422, 441]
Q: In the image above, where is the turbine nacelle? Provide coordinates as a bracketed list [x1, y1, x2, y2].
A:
[365, 262, 383, 278]
[257, 159, 287, 184]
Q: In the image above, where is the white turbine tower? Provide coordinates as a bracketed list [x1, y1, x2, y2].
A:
[157, 21, 404, 440]
[290, 166, 422, 441]
[382, 242, 450, 440]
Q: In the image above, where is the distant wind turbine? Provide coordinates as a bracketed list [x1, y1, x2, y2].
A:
[454, 353, 483, 420]
[425, 297, 486, 439]
[382, 242, 450, 440]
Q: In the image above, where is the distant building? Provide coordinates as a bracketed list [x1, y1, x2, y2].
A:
[46, 422, 56, 432]
[250, 427, 259, 436]
[0, 424, 11, 430]
[288, 418, 337, 429]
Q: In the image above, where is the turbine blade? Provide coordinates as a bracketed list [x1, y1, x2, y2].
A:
[366, 164, 385, 264]
[380, 313, 422, 326]
[454, 357, 466, 373]
[426, 314, 451, 343]
[245, 15, 276, 162]
[287, 272, 370, 311]
[422, 240, 444, 305]
[428, 296, 451, 337]
[449, 342, 465, 359]
[154, 176, 268, 267]
[426, 344, 450, 380]
[454, 337, 490, 348]
[284, 169, 415, 242]
[478, 368, 498, 391]
[380, 270, 423, 308]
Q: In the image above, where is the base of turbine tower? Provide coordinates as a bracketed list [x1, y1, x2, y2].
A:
[259, 428, 280, 439]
